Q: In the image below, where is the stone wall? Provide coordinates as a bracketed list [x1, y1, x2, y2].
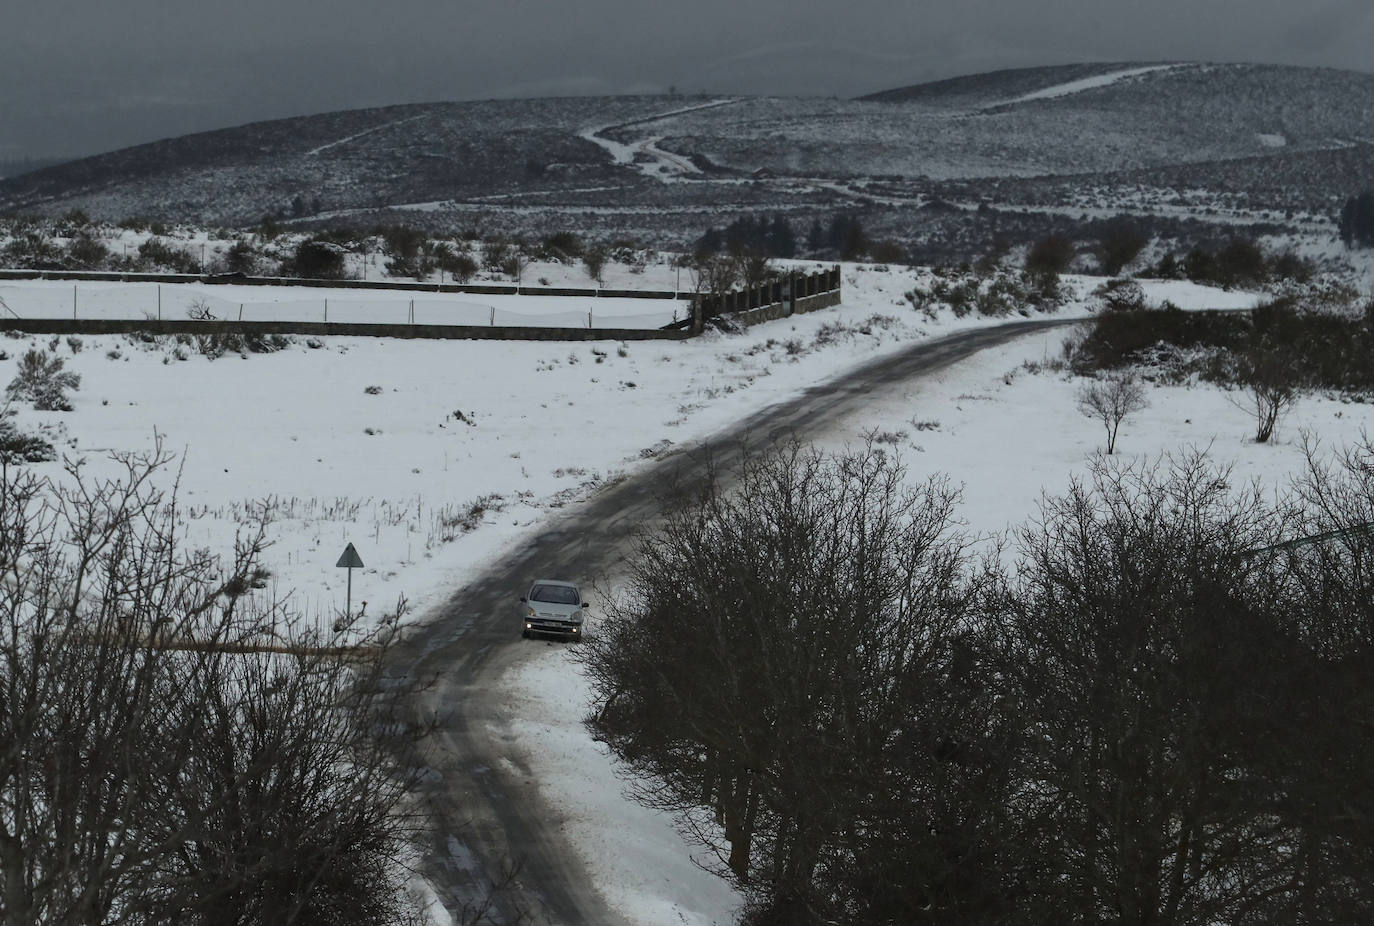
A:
[729, 290, 844, 329]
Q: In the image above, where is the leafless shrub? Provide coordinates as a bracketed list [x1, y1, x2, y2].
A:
[866, 428, 907, 445]
[1236, 347, 1300, 443]
[679, 252, 740, 302]
[1075, 369, 1148, 454]
[429, 493, 506, 544]
[582, 246, 608, 283]
[0, 444, 429, 925]
[187, 296, 217, 320]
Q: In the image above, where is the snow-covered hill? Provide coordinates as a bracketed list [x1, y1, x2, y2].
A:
[2, 63, 1370, 260]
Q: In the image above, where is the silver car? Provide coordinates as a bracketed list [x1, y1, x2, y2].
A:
[520, 579, 589, 640]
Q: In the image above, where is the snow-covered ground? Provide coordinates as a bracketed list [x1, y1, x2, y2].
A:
[0, 280, 684, 329]
[991, 64, 1188, 109]
[3, 263, 1368, 925]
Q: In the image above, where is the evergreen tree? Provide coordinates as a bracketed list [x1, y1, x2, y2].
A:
[826, 215, 868, 261]
[1339, 191, 1374, 249]
[696, 227, 724, 254]
[767, 215, 797, 258]
[723, 215, 762, 255]
[806, 218, 825, 253]
[292, 239, 346, 279]
[1025, 233, 1075, 277]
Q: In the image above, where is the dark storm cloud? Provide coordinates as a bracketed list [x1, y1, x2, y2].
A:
[4, 0, 1372, 159]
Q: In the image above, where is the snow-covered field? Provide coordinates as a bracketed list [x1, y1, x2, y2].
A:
[0, 279, 684, 329]
[3, 263, 1368, 925]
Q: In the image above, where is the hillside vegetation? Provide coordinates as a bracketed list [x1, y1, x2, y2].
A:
[2, 63, 1372, 262]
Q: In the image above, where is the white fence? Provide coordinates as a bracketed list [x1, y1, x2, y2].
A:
[0, 283, 682, 331]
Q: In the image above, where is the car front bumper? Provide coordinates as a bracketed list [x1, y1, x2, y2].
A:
[526, 618, 583, 636]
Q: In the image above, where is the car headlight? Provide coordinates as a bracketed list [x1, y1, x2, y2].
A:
[525, 606, 536, 618]
[572, 610, 584, 623]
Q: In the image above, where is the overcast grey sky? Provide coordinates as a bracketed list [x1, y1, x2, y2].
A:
[4, 0, 1372, 160]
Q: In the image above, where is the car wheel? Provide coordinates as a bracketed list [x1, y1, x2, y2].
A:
[521, 628, 530, 639]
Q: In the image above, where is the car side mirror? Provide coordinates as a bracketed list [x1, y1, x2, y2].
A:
[519, 596, 527, 602]
[580, 602, 591, 609]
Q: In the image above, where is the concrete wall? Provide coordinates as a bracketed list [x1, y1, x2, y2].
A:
[0, 318, 694, 342]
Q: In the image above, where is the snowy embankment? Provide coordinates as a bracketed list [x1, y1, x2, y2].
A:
[8, 262, 1357, 925]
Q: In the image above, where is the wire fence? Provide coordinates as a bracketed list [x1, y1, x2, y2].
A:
[0, 284, 682, 330]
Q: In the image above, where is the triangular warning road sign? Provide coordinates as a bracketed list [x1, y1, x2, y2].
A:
[336, 542, 364, 568]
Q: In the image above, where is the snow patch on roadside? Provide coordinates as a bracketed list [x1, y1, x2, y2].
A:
[506, 649, 741, 926]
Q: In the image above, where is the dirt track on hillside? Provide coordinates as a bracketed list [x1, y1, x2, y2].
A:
[387, 318, 1075, 925]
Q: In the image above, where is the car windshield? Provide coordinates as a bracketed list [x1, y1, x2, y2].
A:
[531, 584, 579, 605]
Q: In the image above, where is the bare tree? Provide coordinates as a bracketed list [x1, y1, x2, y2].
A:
[1239, 347, 1300, 443]
[677, 252, 742, 331]
[0, 447, 427, 926]
[1260, 435, 1374, 923]
[996, 451, 1302, 926]
[579, 440, 1014, 924]
[1075, 369, 1148, 454]
[735, 248, 774, 291]
[680, 251, 740, 300]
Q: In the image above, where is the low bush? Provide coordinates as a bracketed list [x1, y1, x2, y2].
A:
[137, 237, 198, 274]
[196, 332, 294, 359]
[292, 239, 348, 279]
[1071, 298, 1374, 396]
[6, 350, 80, 411]
[907, 267, 1061, 318]
[1094, 278, 1148, 312]
[0, 419, 55, 463]
[1150, 238, 1315, 289]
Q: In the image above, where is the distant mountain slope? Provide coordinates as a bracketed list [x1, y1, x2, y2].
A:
[0, 97, 687, 225]
[2, 63, 1370, 256]
[648, 63, 1374, 182]
[0, 157, 70, 181]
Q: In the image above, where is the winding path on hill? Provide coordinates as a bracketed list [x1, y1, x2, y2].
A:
[579, 99, 740, 180]
[388, 317, 1076, 926]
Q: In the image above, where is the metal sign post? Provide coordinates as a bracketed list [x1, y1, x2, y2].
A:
[336, 542, 364, 618]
